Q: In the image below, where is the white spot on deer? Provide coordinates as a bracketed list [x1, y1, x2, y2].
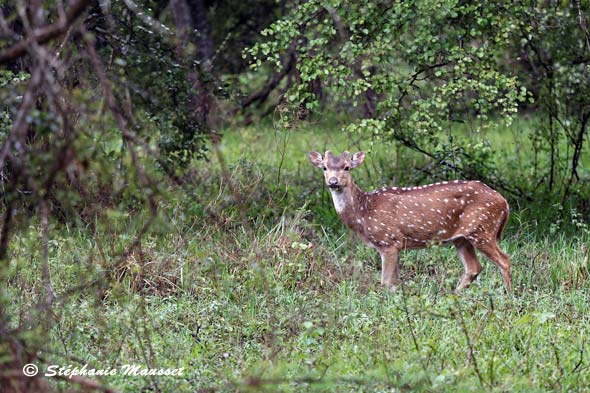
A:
[444, 198, 449, 203]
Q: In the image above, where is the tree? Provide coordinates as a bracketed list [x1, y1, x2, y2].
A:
[515, 1, 590, 204]
[249, 0, 530, 194]
[0, 1, 292, 386]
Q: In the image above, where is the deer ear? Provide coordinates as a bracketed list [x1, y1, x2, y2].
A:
[351, 151, 365, 168]
[308, 151, 324, 168]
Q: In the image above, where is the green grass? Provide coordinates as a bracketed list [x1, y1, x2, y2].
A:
[4, 119, 590, 391]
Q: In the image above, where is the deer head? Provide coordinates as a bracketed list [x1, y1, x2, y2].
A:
[308, 150, 365, 191]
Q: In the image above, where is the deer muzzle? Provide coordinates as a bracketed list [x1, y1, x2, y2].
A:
[328, 177, 340, 189]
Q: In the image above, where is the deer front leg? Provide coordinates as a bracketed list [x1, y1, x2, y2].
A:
[380, 248, 400, 290]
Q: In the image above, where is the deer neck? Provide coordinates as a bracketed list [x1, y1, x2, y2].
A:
[329, 181, 365, 223]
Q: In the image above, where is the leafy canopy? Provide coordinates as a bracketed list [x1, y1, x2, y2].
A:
[249, 0, 529, 188]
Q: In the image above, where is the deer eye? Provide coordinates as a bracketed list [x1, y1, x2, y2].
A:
[344, 166, 350, 171]
[323, 166, 327, 171]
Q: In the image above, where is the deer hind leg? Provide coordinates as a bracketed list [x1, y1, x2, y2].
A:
[472, 240, 512, 292]
[454, 238, 482, 291]
[380, 248, 400, 290]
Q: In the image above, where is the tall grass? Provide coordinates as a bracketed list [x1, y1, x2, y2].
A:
[4, 120, 590, 391]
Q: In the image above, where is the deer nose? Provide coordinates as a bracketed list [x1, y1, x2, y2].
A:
[328, 177, 339, 187]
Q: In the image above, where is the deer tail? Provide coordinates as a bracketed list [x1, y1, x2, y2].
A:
[496, 205, 509, 242]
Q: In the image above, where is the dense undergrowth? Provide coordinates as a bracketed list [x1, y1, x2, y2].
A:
[4, 119, 590, 391]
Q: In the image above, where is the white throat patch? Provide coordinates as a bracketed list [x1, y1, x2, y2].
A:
[329, 189, 347, 213]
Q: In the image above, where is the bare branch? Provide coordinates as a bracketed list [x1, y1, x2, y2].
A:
[0, 0, 93, 64]
[0, 67, 43, 174]
[40, 199, 56, 306]
[0, 198, 13, 262]
[238, 48, 296, 111]
[122, 0, 174, 37]
[576, 0, 590, 57]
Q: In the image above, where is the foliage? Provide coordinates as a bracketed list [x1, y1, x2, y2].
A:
[249, 0, 590, 210]
[92, 1, 208, 167]
[0, 70, 29, 140]
[250, 1, 529, 187]
[515, 1, 590, 204]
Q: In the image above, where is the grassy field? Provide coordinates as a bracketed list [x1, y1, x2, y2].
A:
[5, 119, 590, 391]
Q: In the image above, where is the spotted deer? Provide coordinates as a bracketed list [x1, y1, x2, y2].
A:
[309, 150, 511, 292]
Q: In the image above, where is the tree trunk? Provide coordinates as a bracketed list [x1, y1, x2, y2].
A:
[170, 0, 214, 128]
[189, 0, 213, 68]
